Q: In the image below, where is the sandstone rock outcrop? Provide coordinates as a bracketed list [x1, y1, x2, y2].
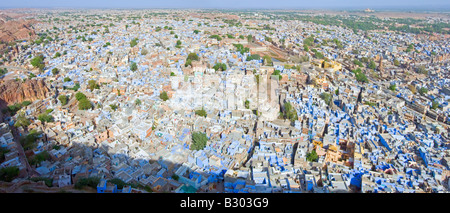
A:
[0, 79, 49, 108]
[0, 19, 37, 43]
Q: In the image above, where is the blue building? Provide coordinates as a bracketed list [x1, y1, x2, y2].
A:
[97, 179, 118, 193]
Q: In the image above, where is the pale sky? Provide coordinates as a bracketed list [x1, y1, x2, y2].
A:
[0, 0, 448, 10]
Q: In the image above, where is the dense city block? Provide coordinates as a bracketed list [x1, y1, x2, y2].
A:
[0, 8, 449, 193]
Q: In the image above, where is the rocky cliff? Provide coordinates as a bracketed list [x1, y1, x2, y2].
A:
[0, 19, 37, 43]
[0, 79, 49, 108]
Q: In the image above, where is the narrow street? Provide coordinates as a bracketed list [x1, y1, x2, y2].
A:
[10, 126, 38, 177]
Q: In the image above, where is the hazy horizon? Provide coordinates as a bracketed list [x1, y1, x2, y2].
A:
[0, 0, 449, 11]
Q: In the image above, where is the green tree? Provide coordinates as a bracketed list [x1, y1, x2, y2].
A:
[356, 73, 368, 83]
[141, 48, 148, 55]
[416, 65, 428, 75]
[406, 44, 413, 53]
[74, 177, 100, 189]
[352, 68, 368, 83]
[78, 98, 92, 110]
[7, 103, 23, 116]
[353, 59, 363, 67]
[282, 102, 298, 122]
[364, 101, 376, 107]
[303, 45, 309, 52]
[291, 65, 301, 71]
[20, 130, 41, 151]
[187, 53, 199, 61]
[38, 112, 54, 123]
[209, 35, 222, 41]
[246, 54, 260, 61]
[195, 108, 207, 117]
[22, 101, 32, 107]
[14, 112, 30, 128]
[244, 100, 250, 109]
[190, 132, 208, 151]
[160, 91, 169, 101]
[0, 147, 10, 163]
[314, 51, 324, 59]
[320, 92, 332, 106]
[171, 174, 179, 181]
[271, 70, 282, 80]
[68, 83, 80, 91]
[213, 63, 227, 71]
[31, 54, 45, 71]
[108, 178, 126, 189]
[388, 84, 396, 92]
[52, 68, 59, 75]
[135, 99, 142, 106]
[28, 73, 36, 79]
[75, 92, 86, 101]
[233, 43, 250, 55]
[109, 104, 118, 111]
[419, 87, 428, 96]
[368, 60, 377, 69]
[247, 35, 253, 43]
[30, 177, 53, 187]
[52, 145, 60, 150]
[184, 53, 199, 67]
[303, 36, 314, 47]
[306, 150, 318, 162]
[130, 62, 137, 71]
[185, 59, 192, 67]
[333, 39, 343, 49]
[130, 38, 138, 47]
[63, 77, 71, 82]
[175, 40, 182, 48]
[54, 52, 61, 58]
[393, 59, 400, 66]
[0, 68, 8, 76]
[28, 151, 50, 166]
[263, 55, 273, 66]
[88, 80, 100, 91]
[431, 100, 439, 110]
[0, 166, 19, 182]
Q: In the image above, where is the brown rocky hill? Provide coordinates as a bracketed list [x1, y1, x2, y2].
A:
[0, 19, 37, 43]
[0, 79, 49, 108]
[0, 180, 95, 193]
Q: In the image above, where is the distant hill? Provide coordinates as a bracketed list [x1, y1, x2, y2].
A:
[0, 12, 37, 43]
[0, 79, 49, 109]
